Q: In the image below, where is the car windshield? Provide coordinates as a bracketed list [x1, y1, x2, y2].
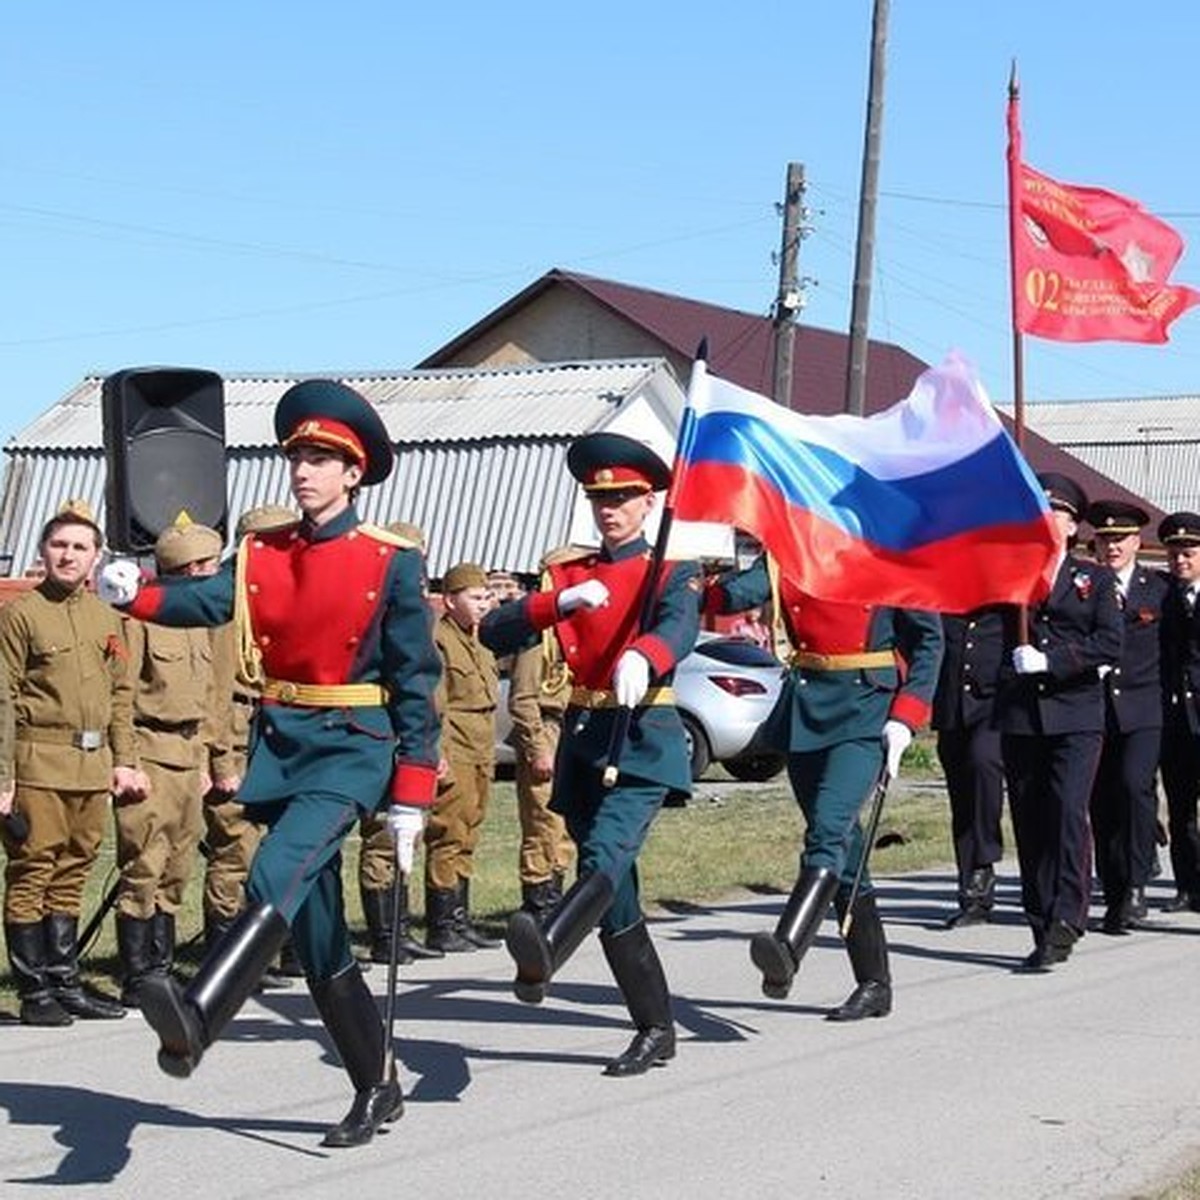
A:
[694, 638, 779, 667]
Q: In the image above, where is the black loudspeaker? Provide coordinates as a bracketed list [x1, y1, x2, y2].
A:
[102, 367, 227, 553]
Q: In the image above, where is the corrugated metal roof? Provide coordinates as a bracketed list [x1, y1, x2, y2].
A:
[1012, 396, 1200, 514]
[0, 359, 682, 579]
[5, 359, 671, 451]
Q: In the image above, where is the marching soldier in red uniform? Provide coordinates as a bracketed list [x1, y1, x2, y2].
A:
[480, 432, 701, 1077]
[100, 380, 441, 1148]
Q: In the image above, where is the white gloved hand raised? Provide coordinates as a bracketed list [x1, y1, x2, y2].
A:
[1096, 663, 1113, 680]
[1012, 645, 1049, 675]
[881, 719, 912, 779]
[557, 579, 609, 615]
[613, 649, 651, 708]
[386, 805, 425, 875]
[97, 559, 141, 606]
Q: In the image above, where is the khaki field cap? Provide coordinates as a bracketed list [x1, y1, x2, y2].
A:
[40, 497, 104, 545]
[155, 514, 223, 571]
[442, 562, 488, 593]
[235, 504, 299, 539]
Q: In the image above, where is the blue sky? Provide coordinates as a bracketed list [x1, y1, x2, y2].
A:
[3, 2, 1199, 444]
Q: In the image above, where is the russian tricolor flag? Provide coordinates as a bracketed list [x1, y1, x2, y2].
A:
[670, 354, 1059, 613]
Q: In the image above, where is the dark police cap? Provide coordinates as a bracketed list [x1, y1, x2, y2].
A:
[1087, 499, 1149, 536]
[567, 432, 671, 495]
[1037, 472, 1087, 519]
[274, 379, 394, 486]
[1158, 511, 1200, 547]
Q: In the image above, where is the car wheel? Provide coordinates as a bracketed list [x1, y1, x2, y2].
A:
[679, 712, 711, 781]
[723, 754, 785, 783]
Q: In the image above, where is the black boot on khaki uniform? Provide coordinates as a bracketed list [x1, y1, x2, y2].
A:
[311, 965, 404, 1148]
[456, 879, 502, 949]
[425, 885, 475, 953]
[750, 866, 839, 1000]
[116, 914, 158, 1008]
[140, 902, 289, 1077]
[6, 921, 72, 1027]
[151, 909, 176, 975]
[43, 913, 125, 1019]
[600, 920, 676, 1076]
[506, 871, 613, 1003]
[363, 882, 443, 964]
[827, 891, 892, 1021]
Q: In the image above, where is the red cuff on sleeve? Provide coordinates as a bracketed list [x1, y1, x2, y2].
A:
[124, 586, 164, 622]
[630, 634, 675, 678]
[889, 693, 931, 731]
[526, 591, 560, 630]
[389, 762, 439, 807]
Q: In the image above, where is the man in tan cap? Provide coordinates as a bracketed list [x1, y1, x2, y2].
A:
[115, 516, 226, 1006]
[0, 499, 141, 1025]
[424, 561, 500, 952]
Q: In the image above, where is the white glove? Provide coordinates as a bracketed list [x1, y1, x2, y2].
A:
[557, 579, 609, 614]
[882, 719, 912, 779]
[1096, 664, 1113, 680]
[613, 649, 651, 708]
[1012, 645, 1049, 675]
[386, 806, 425, 875]
[97, 559, 141, 606]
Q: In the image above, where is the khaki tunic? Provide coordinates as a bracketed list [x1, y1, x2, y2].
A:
[508, 640, 575, 883]
[202, 623, 262, 924]
[425, 614, 498, 889]
[0, 580, 135, 920]
[116, 617, 220, 916]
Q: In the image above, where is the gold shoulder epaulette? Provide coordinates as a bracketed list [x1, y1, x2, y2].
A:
[359, 522, 422, 551]
[539, 543, 594, 569]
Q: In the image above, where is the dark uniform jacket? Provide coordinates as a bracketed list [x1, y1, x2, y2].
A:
[480, 537, 701, 793]
[932, 607, 1007, 732]
[1161, 576, 1200, 736]
[709, 555, 943, 752]
[998, 556, 1123, 736]
[1105, 565, 1168, 733]
[123, 507, 442, 810]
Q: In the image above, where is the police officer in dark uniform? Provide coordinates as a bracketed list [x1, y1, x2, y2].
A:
[99, 380, 442, 1148]
[480, 432, 700, 1077]
[706, 555, 942, 1019]
[1157, 511, 1200, 912]
[1086, 500, 1167, 933]
[999, 473, 1122, 970]
[933, 606, 1008, 926]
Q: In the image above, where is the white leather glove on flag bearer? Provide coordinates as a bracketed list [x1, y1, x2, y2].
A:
[882, 720, 912, 779]
[556, 579, 609, 614]
[387, 806, 425, 874]
[613, 650, 651, 708]
[1012, 645, 1049, 675]
[97, 559, 141, 606]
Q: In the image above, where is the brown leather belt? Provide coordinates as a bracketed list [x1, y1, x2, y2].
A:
[788, 650, 896, 672]
[136, 717, 201, 738]
[569, 686, 676, 709]
[16, 727, 105, 751]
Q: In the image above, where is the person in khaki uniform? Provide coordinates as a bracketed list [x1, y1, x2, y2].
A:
[115, 519, 225, 1007]
[357, 520, 441, 965]
[424, 562, 500, 953]
[200, 504, 305, 985]
[508, 548, 578, 921]
[0, 499, 143, 1026]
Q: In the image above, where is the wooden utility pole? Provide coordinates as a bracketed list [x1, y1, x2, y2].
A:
[845, 0, 889, 415]
[771, 161, 807, 406]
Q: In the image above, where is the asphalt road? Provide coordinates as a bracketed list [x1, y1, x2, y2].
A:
[2, 858, 1199, 1198]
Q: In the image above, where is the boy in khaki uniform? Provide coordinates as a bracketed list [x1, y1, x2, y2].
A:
[115, 519, 225, 1006]
[0, 500, 143, 1026]
[425, 562, 500, 952]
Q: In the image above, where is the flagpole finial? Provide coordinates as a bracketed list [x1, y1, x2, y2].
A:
[1008, 59, 1019, 97]
[694, 337, 709, 363]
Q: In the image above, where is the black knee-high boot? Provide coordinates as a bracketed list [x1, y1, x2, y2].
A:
[311, 966, 404, 1148]
[140, 902, 289, 1077]
[600, 920, 675, 1076]
[505, 872, 613, 1003]
[828, 891, 892, 1021]
[749, 866, 839, 999]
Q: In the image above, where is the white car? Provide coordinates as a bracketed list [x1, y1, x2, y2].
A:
[495, 633, 785, 783]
